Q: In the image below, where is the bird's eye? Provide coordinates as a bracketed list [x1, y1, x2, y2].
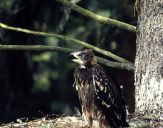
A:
[79, 53, 84, 57]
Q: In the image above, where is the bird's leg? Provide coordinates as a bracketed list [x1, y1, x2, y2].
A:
[99, 121, 102, 128]
[84, 111, 93, 127]
[99, 117, 111, 128]
[88, 116, 93, 127]
[99, 122, 111, 128]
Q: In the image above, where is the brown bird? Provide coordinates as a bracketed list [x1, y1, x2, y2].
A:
[71, 49, 129, 128]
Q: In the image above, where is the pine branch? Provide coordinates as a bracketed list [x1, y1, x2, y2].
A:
[0, 23, 132, 63]
[0, 44, 134, 70]
[56, 0, 137, 32]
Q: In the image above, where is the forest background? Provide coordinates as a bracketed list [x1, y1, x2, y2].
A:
[0, 0, 136, 123]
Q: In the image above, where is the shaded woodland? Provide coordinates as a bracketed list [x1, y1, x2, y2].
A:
[0, 0, 136, 124]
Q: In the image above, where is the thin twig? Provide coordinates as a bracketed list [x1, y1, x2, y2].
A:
[56, 0, 137, 32]
[0, 23, 132, 63]
[0, 44, 134, 70]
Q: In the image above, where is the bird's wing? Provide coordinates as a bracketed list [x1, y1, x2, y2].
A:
[92, 64, 123, 107]
[92, 64, 128, 126]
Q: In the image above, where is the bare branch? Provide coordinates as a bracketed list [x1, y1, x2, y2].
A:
[0, 44, 134, 70]
[56, 0, 137, 32]
[0, 23, 132, 63]
[97, 57, 134, 71]
[0, 44, 74, 53]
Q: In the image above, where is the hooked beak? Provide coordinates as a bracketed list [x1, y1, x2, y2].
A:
[70, 51, 83, 64]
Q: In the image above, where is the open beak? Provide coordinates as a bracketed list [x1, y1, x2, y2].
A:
[70, 51, 83, 64]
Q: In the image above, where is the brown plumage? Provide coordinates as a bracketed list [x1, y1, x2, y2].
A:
[71, 49, 129, 128]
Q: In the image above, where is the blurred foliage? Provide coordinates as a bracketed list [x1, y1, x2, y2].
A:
[0, 0, 136, 123]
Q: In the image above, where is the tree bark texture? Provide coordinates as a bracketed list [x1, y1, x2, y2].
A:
[135, 0, 163, 118]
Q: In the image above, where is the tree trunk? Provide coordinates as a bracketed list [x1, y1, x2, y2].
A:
[135, 0, 163, 118]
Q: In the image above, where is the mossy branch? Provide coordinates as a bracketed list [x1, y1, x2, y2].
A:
[0, 23, 132, 64]
[0, 44, 74, 53]
[97, 57, 134, 71]
[56, 0, 137, 32]
[0, 44, 134, 70]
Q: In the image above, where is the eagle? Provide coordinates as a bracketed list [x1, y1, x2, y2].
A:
[71, 49, 129, 128]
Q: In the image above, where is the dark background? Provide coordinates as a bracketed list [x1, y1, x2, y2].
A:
[0, 0, 136, 123]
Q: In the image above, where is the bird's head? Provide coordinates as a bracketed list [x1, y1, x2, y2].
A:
[70, 49, 97, 67]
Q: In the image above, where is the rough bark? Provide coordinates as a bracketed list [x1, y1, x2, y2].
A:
[135, 0, 163, 119]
